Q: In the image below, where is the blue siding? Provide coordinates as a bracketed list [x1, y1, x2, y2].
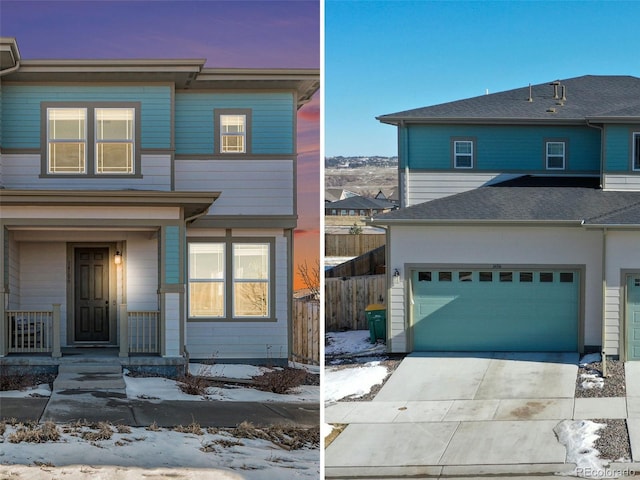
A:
[1, 85, 171, 149]
[604, 124, 639, 172]
[175, 92, 294, 155]
[406, 124, 601, 173]
[164, 226, 180, 284]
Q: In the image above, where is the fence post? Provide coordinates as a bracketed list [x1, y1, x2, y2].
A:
[119, 304, 128, 358]
[52, 304, 62, 358]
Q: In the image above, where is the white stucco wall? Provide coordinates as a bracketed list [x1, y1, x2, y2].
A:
[387, 225, 603, 353]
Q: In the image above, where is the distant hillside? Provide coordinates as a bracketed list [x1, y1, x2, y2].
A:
[325, 156, 398, 196]
[325, 156, 398, 169]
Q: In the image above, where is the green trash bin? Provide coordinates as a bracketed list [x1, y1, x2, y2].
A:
[365, 304, 386, 344]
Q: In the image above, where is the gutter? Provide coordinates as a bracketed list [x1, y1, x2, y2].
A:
[368, 218, 584, 227]
[600, 226, 608, 376]
[0, 60, 20, 77]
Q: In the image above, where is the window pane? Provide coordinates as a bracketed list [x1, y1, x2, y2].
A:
[96, 143, 133, 173]
[233, 244, 268, 280]
[455, 141, 472, 154]
[49, 143, 86, 173]
[479, 272, 493, 282]
[520, 272, 533, 282]
[234, 282, 268, 317]
[547, 156, 564, 169]
[221, 115, 246, 133]
[49, 108, 86, 140]
[222, 135, 245, 153]
[189, 243, 225, 279]
[438, 272, 452, 282]
[456, 155, 472, 168]
[189, 282, 224, 317]
[547, 142, 564, 155]
[560, 272, 574, 283]
[418, 272, 431, 282]
[96, 108, 133, 140]
[540, 272, 554, 282]
[459, 272, 472, 282]
[500, 271, 513, 282]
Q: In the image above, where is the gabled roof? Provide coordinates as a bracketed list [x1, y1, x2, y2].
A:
[325, 195, 397, 211]
[370, 176, 640, 226]
[377, 75, 640, 125]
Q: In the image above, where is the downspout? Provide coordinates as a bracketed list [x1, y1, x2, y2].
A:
[400, 120, 410, 208]
[601, 227, 607, 377]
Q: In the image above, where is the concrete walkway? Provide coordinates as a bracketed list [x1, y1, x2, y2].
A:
[325, 353, 640, 478]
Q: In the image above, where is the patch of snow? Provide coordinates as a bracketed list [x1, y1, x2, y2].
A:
[554, 419, 607, 477]
[580, 373, 604, 390]
[579, 353, 602, 367]
[324, 361, 388, 404]
[325, 330, 386, 357]
[322, 423, 335, 439]
[188, 363, 269, 379]
[0, 425, 318, 479]
[0, 384, 51, 398]
[123, 374, 318, 403]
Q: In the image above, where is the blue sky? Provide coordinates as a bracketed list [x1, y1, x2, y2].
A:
[325, 0, 640, 157]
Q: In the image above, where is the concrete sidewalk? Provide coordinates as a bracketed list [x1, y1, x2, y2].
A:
[325, 353, 640, 478]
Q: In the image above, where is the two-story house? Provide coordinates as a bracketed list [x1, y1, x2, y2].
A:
[371, 75, 640, 360]
[0, 37, 319, 372]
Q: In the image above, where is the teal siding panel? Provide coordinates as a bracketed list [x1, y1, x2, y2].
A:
[1, 85, 171, 149]
[412, 270, 579, 352]
[406, 125, 600, 173]
[175, 92, 294, 155]
[604, 124, 639, 172]
[164, 226, 180, 284]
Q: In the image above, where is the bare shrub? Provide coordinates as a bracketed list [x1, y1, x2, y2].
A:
[81, 422, 113, 441]
[177, 375, 210, 396]
[116, 424, 131, 434]
[173, 422, 203, 435]
[231, 422, 319, 450]
[9, 421, 60, 443]
[251, 367, 307, 394]
[146, 421, 161, 432]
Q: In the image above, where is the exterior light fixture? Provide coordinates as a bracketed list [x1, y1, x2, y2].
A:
[393, 268, 400, 284]
[114, 251, 122, 265]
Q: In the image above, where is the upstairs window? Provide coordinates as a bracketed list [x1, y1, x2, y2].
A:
[96, 108, 134, 174]
[546, 141, 566, 170]
[43, 103, 139, 176]
[633, 132, 640, 171]
[47, 108, 87, 174]
[452, 139, 474, 168]
[214, 109, 252, 155]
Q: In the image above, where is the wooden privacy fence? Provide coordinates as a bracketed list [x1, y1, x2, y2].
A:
[291, 299, 320, 365]
[325, 233, 386, 257]
[326, 245, 386, 278]
[325, 274, 387, 331]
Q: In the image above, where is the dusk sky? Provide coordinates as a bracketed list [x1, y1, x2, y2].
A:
[326, 0, 640, 157]
[0, 0, 320, 290]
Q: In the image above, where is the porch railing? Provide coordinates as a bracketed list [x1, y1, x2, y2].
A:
[121, 308, 159, 355]
[5, 306, 61, 356]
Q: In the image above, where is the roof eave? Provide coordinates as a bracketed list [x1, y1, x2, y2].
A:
[376, 116, 587, 126]
[368, 218, 584, 227]
[586, 116, 640, 123]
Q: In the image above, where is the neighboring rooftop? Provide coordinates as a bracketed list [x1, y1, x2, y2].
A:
[370, 176, 640, 225]
[325, 195, 397, 212]
[377, 75, 640, 124]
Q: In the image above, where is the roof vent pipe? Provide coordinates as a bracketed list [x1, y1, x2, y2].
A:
[561, 84, 567, 102]
[528, 83, 533, 102]
[552, 81, 560, 99]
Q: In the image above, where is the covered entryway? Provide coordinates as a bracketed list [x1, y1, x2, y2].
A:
[411, 268, 580, 352]
[626, 274, 640, 360]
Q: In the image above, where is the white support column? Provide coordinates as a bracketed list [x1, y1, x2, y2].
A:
[52, 304, 62, 358]
[119, 304, 129, 358]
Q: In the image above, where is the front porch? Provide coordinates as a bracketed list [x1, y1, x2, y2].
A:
[2, 305, 160, 357]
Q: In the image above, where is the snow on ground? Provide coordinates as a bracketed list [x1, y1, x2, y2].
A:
[325, 330, 386, 358]
[580, 373, 605, 390]
[325, 361, 388, 404]
[0, 384, 51, 398]
[0, 425, 318, 479]
[123, 374, 318, 403]
[579, 353, 602, 366]
[189, 363, 269, 379]
[554, 419, 607, 477]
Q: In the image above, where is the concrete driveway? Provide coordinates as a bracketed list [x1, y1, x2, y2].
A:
[325, 352, 600, 478]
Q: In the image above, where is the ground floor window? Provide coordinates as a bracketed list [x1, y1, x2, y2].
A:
[188, 239, 272, 320]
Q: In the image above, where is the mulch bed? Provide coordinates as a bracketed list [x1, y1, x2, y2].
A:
[0, 372, 56, 392]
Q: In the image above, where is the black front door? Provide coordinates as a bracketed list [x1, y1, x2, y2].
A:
[74, 247, 110, 342]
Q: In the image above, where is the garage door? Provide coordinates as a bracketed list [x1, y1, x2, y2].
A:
[412, 269, 579, 352]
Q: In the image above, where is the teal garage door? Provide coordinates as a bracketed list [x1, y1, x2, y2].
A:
[412, 269, 579, 352]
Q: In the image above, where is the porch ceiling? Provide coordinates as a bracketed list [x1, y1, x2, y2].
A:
[0, 190, 218, 219]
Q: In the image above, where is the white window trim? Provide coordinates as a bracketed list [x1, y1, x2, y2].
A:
[546, 141, 566, 170]
[220, 114, 247, 154]
[453, 139, 474, 169]
[46, 108, 88, 174]
[95, 108, 135, 175]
